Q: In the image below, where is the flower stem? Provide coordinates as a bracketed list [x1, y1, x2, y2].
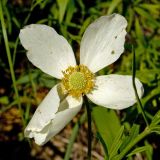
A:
[132, 46, 149, 126]
[84, 96, 92, 160]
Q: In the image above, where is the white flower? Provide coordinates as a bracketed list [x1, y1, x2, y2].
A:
[19, 13, 144, 145]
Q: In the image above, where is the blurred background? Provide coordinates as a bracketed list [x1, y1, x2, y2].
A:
[0, 0, 160, 159]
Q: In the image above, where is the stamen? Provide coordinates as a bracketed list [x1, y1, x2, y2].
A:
[61, 65, 95, 98]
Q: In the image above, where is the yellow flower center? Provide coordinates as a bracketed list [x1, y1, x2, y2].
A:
[69, 72, 87, 90]
[61, 65, 95, 98]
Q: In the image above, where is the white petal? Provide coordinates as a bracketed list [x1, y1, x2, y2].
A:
[87, 75, 144, 110]
[24, 84, 82, 145]
[19, 24, 76, 79]
[80, 14, 127, 73]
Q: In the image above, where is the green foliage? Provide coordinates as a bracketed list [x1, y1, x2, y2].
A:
[0, 0, 160, 159]
[56, 0, 69, 23]
[120, 124, 140, 151]
[127, 146, 151, 157]
[92, 107, 121, 149]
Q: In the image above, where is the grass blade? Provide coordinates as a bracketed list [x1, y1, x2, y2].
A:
[0, 0, 25, 127]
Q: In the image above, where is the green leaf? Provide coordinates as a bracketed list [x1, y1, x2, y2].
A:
[135, 17, 145, 45]
[120, 124, 140, 151]
[150, 111, 160, 127]
[107, 0, 121, 14]
[39, 74, 57, 88]
[16, 72, 39, 84]
[65, 0, 76, 24]
[144, 141, 153, 160]
[136, 69, 159, 84]
[50, 3, 59, 20]
[127, 7, 134, 32]
[56, 0, 69, 23]
[0, 96, 9, 104]
[127, 146, 151, 157]
[140, 4, 160, 15]
[109, 126, 124, 158]
[142, 87, 160, 107]
[150, 127, 160, 135]
[92, 106, 121, 149]
[96, 132, 109, 159]
[79, 17, 92, 36]
[135, 7, 160, 27]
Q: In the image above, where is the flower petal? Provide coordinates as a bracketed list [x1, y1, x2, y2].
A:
[19, 24, 76, 79]
[80, 14, 127, 73]
[87, 75, 144, 110]
[24, 84, 82, 145]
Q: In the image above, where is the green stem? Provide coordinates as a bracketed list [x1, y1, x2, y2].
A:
[64, 113, 86, 160]
[132, 46, 149, 126]
[84, 96, 92, 160]
[116, 127, 150, 159]
[23, 0, 34, 25]
[0, 0, 25, 126]
[23, 0, 41, 26]
[28, 64, 38, 104]
[12, 36, 19, 66]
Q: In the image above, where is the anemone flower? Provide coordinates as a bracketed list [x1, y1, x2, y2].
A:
[19, 13, 143, 145]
